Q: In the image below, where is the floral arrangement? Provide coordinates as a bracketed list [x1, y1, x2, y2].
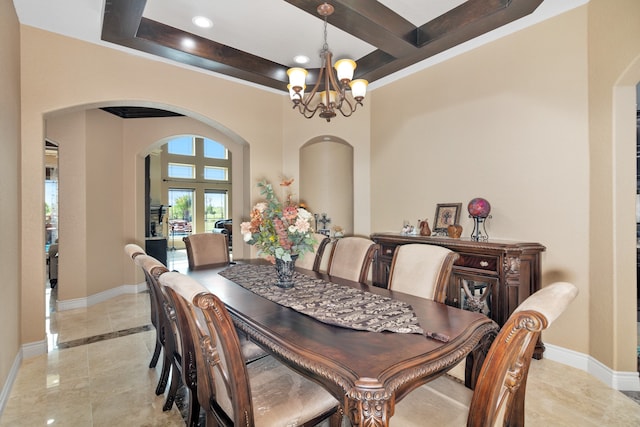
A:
[240, 179, 316, 263]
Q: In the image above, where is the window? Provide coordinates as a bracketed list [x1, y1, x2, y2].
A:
[205, 190, 228, 231]
[204, 138, 227, 159]
[168, 136, 195, 156]
[161, 136, 231, 235]
[168, 163, 195, 179]
[168, 189, 194, 235]
[204, 166, 228, 181]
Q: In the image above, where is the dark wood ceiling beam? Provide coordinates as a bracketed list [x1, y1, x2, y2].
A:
[101, 0, 544, 94]
[136, 18, 289, 88]
[102, 0, 146, 40]
[284, 0, 419, 58]
[358, 0, 544, 83]
[102, 0, 289, 90]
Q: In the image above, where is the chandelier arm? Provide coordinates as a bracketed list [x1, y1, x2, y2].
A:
[325, 51, 343, 95]
[298, 66, 325, 115]
[337, 97, 356, 118]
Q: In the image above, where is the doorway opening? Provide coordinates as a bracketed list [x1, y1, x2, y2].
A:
[45, 139, 59, 349]
[145, 135, 232, 271]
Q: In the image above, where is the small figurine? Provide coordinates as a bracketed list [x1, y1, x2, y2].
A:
[419, 219, 431, 236]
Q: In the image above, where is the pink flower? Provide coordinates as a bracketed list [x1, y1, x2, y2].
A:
[292, 217, 310, 233]
[282, 206, 298, 221]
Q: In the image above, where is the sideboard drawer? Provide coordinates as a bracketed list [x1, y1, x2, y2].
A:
[455, 252, 499, 273]
[380, 244, 397, 257]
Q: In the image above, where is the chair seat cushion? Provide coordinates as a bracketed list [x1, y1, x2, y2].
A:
[392, 376, 471, 426]
[247, 355, 338, 427]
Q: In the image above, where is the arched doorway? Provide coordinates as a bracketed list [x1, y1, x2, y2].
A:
[43, 104, 250, 318]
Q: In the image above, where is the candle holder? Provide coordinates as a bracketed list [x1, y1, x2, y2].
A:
[470, 215, 491, 241]
[467, 197, 492, 241]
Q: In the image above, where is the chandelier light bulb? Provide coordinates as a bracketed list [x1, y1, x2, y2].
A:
[349, 79, 368, 100]
[334, 59, 356, 83]
[287, 68, 308, 90]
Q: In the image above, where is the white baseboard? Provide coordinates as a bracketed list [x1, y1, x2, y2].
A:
[0, 351, 22, 417]
[56, 282, 147, 311]
[21, 340, 47, 358]
[545, 343, 640, 391]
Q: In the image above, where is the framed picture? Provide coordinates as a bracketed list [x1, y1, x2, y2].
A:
[433, 203, 462, 232]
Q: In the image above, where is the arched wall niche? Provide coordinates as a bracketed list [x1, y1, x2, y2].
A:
[299, 136, 354, 235]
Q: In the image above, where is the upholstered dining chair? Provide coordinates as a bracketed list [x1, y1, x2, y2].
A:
[133, 254, 183, 412]
[387, 243, 459, 303]
[327, 236, 379, 284]
[160, 271, 343, 427]
[391, 281, 579, 427]
[183, 232, 230, 270]
[317, 238, 336, 274]
[296, 232, 330, 271]
[124, 244, 167, 371]
[124, 243, 146, 260]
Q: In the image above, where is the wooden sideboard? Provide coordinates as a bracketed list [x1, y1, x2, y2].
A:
[370, 232, 546, 358]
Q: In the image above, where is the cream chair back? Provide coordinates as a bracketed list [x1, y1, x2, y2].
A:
[387, 244, 459, 303]
[296, 232, 330, 271]
[328, 236, 378, 284]
[183, 233, 229, 270]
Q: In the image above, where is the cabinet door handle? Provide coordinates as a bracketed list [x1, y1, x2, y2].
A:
[480, 261, 489, 267]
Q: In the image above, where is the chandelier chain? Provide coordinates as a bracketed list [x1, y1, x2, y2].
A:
[321, 15, 329, 56]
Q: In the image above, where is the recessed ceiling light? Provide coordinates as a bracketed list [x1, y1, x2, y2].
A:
[192, 16, 213, 28]
[294, 55, 310, 65]
[182, 38, 196, 49]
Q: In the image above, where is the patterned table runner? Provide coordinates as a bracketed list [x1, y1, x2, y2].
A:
[219, 264, 424, 335]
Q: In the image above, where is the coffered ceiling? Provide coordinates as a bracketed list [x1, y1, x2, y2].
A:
[11, 0, 579, 97]
[101, 0, 544, 91]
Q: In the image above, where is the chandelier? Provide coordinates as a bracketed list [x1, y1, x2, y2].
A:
[287, 3, 368, 122]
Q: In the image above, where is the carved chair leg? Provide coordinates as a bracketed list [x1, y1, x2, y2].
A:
[149, 337, 162, 368]
[162, 366, 182, 411]
[162, 363, 181, 411]
[155, 353, 171, 395]
[186, 389, 201, 427]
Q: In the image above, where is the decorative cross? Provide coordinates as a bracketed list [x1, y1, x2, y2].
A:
[318, 213, 331, 229]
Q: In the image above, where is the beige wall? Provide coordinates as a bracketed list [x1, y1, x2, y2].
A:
[0, 0, 22, 395]
[6, 0, 640, 387]
[587, 0, 640, 371]
[371, 1, 640, 374]
[47, 111, 89, 302]
[373, 5, 591, 355]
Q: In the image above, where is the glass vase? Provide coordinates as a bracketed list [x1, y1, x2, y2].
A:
[274, 254, 298, 289]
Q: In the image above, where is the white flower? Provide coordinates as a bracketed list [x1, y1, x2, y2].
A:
[243, 232, 252, 242]
[297, 208, 312, 220]
[255, 202, 267, 213]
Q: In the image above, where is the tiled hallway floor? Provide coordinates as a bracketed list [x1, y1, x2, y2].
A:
[1, 252, 640, 425]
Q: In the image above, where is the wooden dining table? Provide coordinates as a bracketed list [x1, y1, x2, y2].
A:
[187, 260, 498, 427]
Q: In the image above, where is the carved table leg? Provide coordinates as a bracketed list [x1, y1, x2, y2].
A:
[348, 379, 392, 427]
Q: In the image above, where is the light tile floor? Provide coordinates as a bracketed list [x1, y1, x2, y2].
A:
[1, 250, 639, 426]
